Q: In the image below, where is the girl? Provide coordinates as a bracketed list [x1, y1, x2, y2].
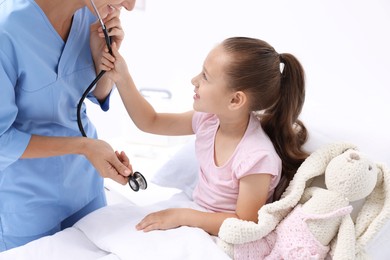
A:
[100, 37, 308, 236]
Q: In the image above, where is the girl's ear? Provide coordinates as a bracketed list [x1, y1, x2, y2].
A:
[229, 91, 247, 110]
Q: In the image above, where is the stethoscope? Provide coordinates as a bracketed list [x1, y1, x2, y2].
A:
[77, 0, 147, 192]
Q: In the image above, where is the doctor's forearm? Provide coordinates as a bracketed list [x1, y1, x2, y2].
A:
[21, 135, 90, 159]
[21, 135, 132, 184]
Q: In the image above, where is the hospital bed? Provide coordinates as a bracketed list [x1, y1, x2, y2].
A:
[1, 0, 389, 258]
[0, 106, 389, 260]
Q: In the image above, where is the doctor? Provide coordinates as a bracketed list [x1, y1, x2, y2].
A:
[0, 0, 136, 251]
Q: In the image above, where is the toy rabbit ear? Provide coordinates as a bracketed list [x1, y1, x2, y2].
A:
[355, 162, 390, 255]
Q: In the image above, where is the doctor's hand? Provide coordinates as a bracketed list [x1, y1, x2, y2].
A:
[99, 7, 125, 49]
[90, 6, 124, 70]
[83, 138, 132, 185]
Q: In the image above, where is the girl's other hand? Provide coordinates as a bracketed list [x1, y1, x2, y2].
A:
[136, 208, 185, 232]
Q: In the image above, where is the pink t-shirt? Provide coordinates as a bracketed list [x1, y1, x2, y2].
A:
[192, 112, 282, 213]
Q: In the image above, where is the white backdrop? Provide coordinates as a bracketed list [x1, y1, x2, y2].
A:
[87, 0, 390, 162]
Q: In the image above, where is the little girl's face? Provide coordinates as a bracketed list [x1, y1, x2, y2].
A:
[191, 44, 234, 114]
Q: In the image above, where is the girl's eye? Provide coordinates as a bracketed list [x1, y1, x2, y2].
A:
[202, 72, 207, 80]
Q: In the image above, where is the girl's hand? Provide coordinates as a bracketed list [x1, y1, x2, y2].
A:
[100, 42, 128, 82]
[136, 208, 185, 232]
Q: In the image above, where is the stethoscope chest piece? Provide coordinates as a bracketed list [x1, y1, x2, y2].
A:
[128, 171, 147, 192]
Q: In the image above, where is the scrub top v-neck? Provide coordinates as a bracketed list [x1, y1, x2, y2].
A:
[0, 0, 108, 237]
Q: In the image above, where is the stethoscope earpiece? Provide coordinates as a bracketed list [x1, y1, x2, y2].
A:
[128, 171, 147, 192]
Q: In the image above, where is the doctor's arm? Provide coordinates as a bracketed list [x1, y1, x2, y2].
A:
[21, 135, 132, 184]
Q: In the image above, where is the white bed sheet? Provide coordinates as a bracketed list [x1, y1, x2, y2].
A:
[0, 191, 230, 260]
[0, 227, 112, 260]
[74, 193, 230, 260]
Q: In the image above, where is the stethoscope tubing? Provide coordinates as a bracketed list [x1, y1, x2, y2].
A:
[77, 68, 148, 192]
[77, 13, 112, 137]
[77, 1, 147, 191]
[77, 70, 106, 137]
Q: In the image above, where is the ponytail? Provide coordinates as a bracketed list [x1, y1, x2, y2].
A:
[262, 53, 308, 200]
[222, 37, 308, 201]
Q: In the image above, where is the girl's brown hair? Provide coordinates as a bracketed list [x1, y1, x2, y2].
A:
[222, 37, 308, 200]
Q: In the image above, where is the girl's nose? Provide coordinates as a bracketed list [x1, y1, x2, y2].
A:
[191, 75, 199, 88]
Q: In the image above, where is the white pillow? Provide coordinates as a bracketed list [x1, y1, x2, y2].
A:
[150, 137, 198, 198]
[301, 112, 390, 166]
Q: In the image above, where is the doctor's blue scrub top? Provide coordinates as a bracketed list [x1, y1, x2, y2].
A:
[0, 0, 111, 237]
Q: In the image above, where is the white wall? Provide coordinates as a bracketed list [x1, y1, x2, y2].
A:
[87, 0, 390, 162]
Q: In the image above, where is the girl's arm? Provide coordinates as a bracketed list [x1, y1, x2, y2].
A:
[136, 208, 237, 236]
[116, 71, 194, 135]
[136, 173, 272, 235]
[101, 42, 194, 136]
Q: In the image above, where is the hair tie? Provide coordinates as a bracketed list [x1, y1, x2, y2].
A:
[279, 54, 285, 74]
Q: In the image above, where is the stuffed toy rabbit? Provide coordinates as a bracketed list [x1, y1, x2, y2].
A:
[217, 142, 390, 260]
